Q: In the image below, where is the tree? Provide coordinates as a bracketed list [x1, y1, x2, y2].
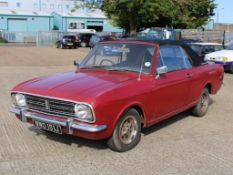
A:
[101, 0, 216, 35]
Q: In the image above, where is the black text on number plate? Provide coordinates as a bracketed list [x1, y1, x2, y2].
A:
[34, 120, 62, 134]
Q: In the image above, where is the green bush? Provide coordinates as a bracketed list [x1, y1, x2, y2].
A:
[0, 37, 7, 43]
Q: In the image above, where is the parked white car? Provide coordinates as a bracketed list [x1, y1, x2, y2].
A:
[189, 42, 223, 57]
[204, 50, 233, 73]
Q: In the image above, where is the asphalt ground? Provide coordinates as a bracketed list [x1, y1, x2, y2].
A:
[0, 46, 233, 175]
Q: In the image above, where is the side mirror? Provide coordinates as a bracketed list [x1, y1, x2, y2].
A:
[73, 60, 80, 72]
[73, 60, 79, 66]
[156, 66, 168, 78]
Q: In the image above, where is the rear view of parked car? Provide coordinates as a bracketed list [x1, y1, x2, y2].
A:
[189, 42, 224, 58]
[56, 35, 77, 49]
[75, 33, 94, 47]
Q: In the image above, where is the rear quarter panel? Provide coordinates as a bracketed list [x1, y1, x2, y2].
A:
[189, 64, 224, 104]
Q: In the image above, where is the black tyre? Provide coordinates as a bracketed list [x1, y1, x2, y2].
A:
[192, 88, 210, 117]
[107, 109, 141, 152]
[230, 63, 233, 73]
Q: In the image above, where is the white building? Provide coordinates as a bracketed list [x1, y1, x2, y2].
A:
[0, 0, 121, 34]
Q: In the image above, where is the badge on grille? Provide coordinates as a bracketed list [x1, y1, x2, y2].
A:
[45, 100, 50, 110]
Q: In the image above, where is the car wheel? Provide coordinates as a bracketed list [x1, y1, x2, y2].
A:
[80, 42, 87, 47]
[192, 88, 210, 117]
[107, 109, 141, 152]
[230, 62, 233, 73]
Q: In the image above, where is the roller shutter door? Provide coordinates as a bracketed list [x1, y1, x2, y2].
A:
[7, 19, 27, 32]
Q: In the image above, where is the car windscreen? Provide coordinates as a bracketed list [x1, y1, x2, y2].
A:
[80, 43, 156, 74]
[214, 45, 224, 51]
[63, 36, 75, 39]
[190, 45, 202, 53]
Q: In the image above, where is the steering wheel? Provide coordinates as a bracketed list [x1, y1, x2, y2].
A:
[100, 59, 115, 66]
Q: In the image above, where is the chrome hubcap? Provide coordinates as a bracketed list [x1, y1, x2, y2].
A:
[200, 94, 208, 112]
[119, 116, 138, 144]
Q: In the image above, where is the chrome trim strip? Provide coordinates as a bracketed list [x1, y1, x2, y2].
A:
[11, 91, 96, 123]
[10, 106, 107, 133]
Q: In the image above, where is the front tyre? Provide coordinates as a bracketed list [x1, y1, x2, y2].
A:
[230, 62, 233, 73]
[192, 88, 210, 117]
[107, 109, 141, 152]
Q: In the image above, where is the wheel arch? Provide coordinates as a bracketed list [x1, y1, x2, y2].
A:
[114, 102, 146, 129]
[204, 82, 212, 94]
[130, 105, 145, 127]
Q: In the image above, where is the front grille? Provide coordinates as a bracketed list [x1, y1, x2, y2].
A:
[25, 95, 75, 117]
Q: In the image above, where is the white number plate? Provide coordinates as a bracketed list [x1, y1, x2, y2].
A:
[34, 120, 62, 134]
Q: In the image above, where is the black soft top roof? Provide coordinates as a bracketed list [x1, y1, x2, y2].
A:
[126, 38, 203, 66]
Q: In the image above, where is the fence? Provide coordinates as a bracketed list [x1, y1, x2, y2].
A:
[1, 29, 233, 48]
[0, 30, 37, 43]
[37, 31, 76, 47]
[181, 29, 225, 43]
[224, 31, 233, 47]
[0, 30, 75, 46]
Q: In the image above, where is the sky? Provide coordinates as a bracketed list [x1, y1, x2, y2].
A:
[214, 0, 233, 23]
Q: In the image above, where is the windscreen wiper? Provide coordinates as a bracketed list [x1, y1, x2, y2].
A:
[80, 66, 109, 69]
[107, 67, 139, 73]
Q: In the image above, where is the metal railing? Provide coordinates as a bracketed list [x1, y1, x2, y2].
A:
[1, 29, 233, 48]
[0, 30, 37, 43]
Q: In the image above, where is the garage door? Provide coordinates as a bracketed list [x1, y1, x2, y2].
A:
[7, 19, 27, 32]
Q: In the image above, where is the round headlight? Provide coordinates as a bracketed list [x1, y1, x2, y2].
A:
[15, 94, 27, 107]
[74, 104, 94, 122]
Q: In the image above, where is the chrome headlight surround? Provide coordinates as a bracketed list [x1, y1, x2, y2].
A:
[74, 104, 94, 122]
[11, 93, 27, 107]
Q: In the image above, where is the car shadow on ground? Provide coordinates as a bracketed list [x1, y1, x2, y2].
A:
[28, 126, 108, 150]
[28, 98, 214, 150]
[142, 97, 214, 136]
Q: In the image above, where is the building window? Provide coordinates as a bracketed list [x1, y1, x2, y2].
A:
[42, 3, 46, 9]
[66, 5, 69, 10]
[34, 3, 39, 10]
[50, 4, 54, 9]
[0, 2, 8, 7]
[69, 22, 85, 29]
[58, 4, 62, 11]
[16, 2, 21, 7]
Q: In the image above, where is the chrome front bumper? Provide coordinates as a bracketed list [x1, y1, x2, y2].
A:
[10, 106, 107, 134]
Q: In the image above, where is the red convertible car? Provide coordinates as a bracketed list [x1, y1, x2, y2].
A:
[10, 40, 224, 152]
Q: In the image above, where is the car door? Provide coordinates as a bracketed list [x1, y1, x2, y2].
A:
[152, 45, 193, 119]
